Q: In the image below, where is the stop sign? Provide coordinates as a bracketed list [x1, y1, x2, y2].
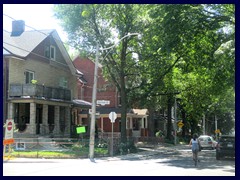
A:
[109, 112, 117, 123]
[7, 121, 13, 131]
[5, 119, 14, 140]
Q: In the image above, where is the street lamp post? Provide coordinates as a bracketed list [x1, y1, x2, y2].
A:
[89, 33, 140, 161]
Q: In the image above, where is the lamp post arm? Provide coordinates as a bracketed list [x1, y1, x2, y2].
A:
[100, 33, 140, 51]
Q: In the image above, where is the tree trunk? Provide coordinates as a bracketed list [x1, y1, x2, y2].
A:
[148, 107, 155, 137]
[167, 95, 173, 140]
[120, 75, 127, 143]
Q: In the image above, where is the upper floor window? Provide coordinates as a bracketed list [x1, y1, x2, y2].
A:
[44, 45, 55, 60]
[50, 46, 56, 60]
[25, 70, 35, 84]
[59, 77, 68, 88]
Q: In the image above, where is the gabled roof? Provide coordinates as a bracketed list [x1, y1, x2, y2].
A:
[3, 29, 83, 77]
[3, 48, 11, 55]
[3, 29, 54, 57]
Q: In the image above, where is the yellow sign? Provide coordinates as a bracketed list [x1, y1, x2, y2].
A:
[177, 121, 184, 128]
[215, 129, 220, 133]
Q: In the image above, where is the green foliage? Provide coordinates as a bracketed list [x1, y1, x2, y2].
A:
[54, 4, 235, 136]
[117, 139, 137, 155]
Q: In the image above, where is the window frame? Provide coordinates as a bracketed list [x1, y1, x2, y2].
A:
[50, 45, 56, 60]
[25, 70, 35, 84]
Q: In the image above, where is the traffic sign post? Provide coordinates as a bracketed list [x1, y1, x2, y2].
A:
[4, 119, 14, 142]
[4, 119, 15, 159]
[109, 112, 117, 156]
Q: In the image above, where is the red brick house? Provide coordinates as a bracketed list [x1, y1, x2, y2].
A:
[73, 56, 149, 138]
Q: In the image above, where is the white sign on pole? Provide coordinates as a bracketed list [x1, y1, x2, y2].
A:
[89, 109, 100, 115]
[109, 112, 117, 123]
[97, 100, 110, 106]
[5, 119, 14, 140]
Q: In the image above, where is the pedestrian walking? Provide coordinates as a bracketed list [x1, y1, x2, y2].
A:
[189, 133, 201, 166]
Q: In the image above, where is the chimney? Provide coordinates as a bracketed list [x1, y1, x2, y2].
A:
[11, 20, 25, 37]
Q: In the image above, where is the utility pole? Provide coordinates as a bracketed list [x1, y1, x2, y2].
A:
[203, 114, 206, 135]
[174, 97, 177, 145]
[215, 115, 218, 140]
[89, 43, 99, 161]
[88, 33, 140, 161]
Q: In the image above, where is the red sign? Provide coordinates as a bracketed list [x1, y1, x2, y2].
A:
[5, 119, 14, 140]
[7, 121, 13, 131]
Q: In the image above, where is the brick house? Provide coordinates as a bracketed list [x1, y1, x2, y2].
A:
[3, 20, 91, 138]
[73, 56, 149, 138]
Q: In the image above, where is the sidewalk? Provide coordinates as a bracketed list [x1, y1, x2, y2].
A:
[98, 143, 189, 161]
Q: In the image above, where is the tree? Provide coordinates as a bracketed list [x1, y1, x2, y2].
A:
[157, 4, 235, 134]
[54, 4, 235, 142]
[54, 4, 148, 144]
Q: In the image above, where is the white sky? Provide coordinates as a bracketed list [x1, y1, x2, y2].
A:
[3, 4, 68, 42]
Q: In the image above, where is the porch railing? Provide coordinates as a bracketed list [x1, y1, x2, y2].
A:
[9, 83, 71, 101]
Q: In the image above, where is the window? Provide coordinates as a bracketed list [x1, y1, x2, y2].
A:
[44, 45, 55, 60]
[59, 77, 68, 88]
[16, 143, 25, 150]
[44, 46, 50, 58]
[50, 45, 55, 60]
[25, 70, 35, 84]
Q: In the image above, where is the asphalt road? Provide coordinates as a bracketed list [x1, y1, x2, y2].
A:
[3, 145, 235, 176]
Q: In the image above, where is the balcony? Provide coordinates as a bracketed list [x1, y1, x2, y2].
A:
[9, 84, 71, 101]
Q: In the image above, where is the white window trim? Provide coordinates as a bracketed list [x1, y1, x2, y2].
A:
[15, 142, 26, 150]
[50, 45, 56, 60]
[25, 70, 35, 84]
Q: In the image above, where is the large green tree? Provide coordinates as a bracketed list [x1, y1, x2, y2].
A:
[54, 4, 235, 142]
[54, 4, 148, 143]
[156, 4, 235, 135]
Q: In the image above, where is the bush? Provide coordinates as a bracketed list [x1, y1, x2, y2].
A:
[117, 139, 137, 155]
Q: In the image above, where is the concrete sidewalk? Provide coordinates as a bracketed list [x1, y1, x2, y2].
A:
[98, 144, 190, 161]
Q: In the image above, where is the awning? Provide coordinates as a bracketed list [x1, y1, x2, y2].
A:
[72, 99, 92, 108]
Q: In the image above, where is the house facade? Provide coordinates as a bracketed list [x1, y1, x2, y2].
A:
[73, 56, 149, 138]
[3, 20, 91, 138]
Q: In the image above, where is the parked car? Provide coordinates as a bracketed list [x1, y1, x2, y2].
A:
[216, 135, 235, 160]
[198, 135, 216, 150]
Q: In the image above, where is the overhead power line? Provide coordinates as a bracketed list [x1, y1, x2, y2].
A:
[3, 13, 77, 51]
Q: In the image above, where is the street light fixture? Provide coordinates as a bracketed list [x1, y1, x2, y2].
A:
[89, 33, 140, 161]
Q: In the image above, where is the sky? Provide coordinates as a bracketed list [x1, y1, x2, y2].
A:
[3, 4, 67, 42]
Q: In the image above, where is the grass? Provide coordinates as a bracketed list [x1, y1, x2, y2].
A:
[9, 147, 108, 159]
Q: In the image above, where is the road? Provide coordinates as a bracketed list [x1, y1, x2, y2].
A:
[3, 145, 235, 176]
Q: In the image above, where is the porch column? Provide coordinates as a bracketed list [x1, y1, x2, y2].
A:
[101, 117, 103, 132]
[130, 117, 133, 129]
[65, 106, 71, 135]
[7, 102, 14, 119]
[53, 106, 60, 135]
[145, 117, 148, 128]
[141, 117, 144, 128]
[29, 102, 36, 134]
[42, 104, 49, 135]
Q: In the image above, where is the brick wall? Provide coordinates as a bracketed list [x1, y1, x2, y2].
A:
[73, 57, 118, 107]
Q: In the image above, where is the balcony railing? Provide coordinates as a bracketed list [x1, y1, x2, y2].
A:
[9, 84, 71, 101]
